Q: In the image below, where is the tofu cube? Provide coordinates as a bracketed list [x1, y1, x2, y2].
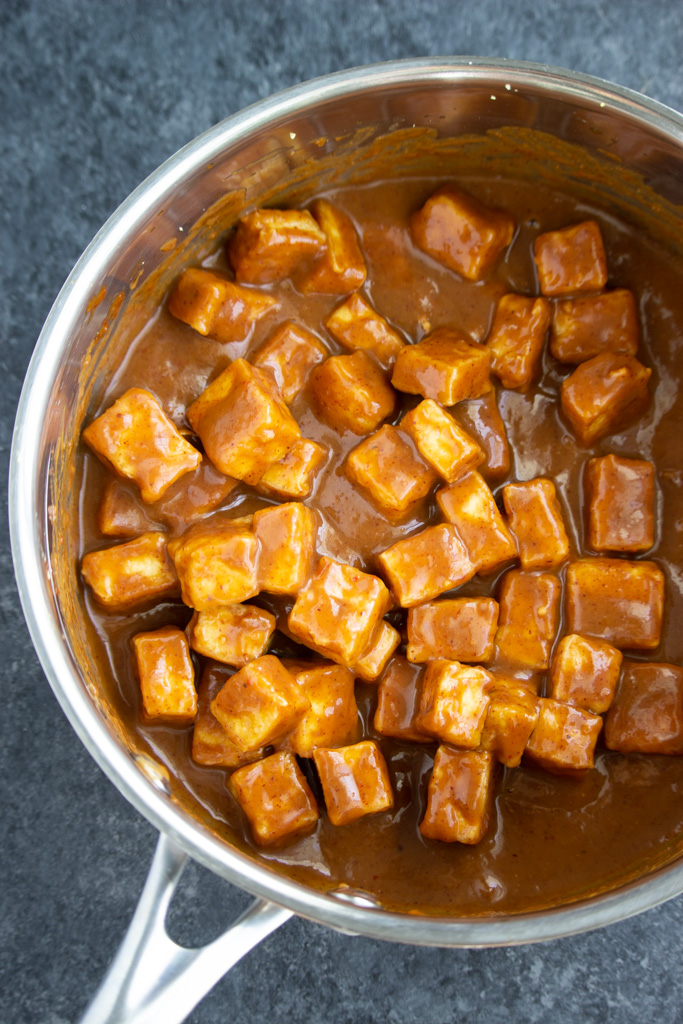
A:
[192, 665, 266, 767]
[494, 570, 561, 671]
[548, 633, 622, 714]
[416, 660, 493, 748]
[253, 502, 318, 595]
[97, 479, 156, 537]
[210, 655, 310, 751]
[502, 477, 570, 571]
[453, 391, 511, 482]
[257, 438, 327, 500]
[345, 425, 436, 521]
[410, 185, 514, 281]
[586, 454, 655, 553]
[169, 520, 259, 610]
[534, 220, 608, 296]
[301, 198, 367, 294]
[251, 320, 327, 404]
[353, 620, 401, 682]
[525, 698, 603, 773]
[313, 740, 393, 826]
[309, 350, 396, 435]
[391, 328, 491, 406]
[324, 292, 404, 366]
[487, 294, 551, 389]
[436, 471, 517, 574]
[560, 351, 651, 446]
[566, 558, 664, 650]
[187, 603, 276, 666]
[280, 661, 358, 757]
[419, 747, 496, 844]
[187, 359, 301, 484]
[374, 656, 431, 743]
[407, 597, 499, 664]
[132, 626, 196, 723]
[401, 399, 483, 482]
[605, 661, 683, 755]
[229, 751, 319, 846]
[81, 532, 178, 609]
[288, 556, 390, 667]
[227, 208, 327, 284]
[479, 675, 540, 768]
[153, 462, 238, 531]
[550, 288, 639, 363]
[378, 523, 476, 608]
[83, 388, 202, 503]
[168, 267, 278, 342]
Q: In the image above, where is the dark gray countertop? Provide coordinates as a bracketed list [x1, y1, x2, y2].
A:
[2, 2, 683, 1022]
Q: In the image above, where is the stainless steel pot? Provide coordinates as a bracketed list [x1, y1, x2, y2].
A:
[10, 57, 683, 1024]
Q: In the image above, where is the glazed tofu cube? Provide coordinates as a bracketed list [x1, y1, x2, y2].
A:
[534, 221, 608, 296]
[487, 294, 551, 389]
[153, 462, 237, 531]
[548, 633, 622, 714]
[378, 523, 476, 608]
[81, 532, 178, 609]
[168, 267, 278, 342]
[479, 675, 540, 768]
[525, 698, 603, 773]
[187, 603, 276, 667]
[345, 425, 436, 520]
[210, 655, 310, 751]
[453, 391, 511, 482]
[313, 740, 393, 826]
[251, 321, 327, 404]
[502, 478, 570, 571]
[374, 656, 431, 743]
[229, 751, 319, 846]
[419, 747, 496, 844]
[353, 620, 401, 682]
[187, 359, 301, 484]
[169, 520, 259, 610]
[416, 660, 493, 748]
[391, 328, 491, 406]
[192, 665, 267, 767]
[97, 479, 156, 537]
[83, 388, 202, 503]
[280, 662, 358, 757]
[301, 198, 367, 294]
[566, 558, 664, 650]
[257, 438, 327, 500]
[494, 570, 561, 671]
[324, 293, 404, 366]
[550, 289, 639, 363]
[288, 556, 390, 667]
[407, 597, 499, 664]
[560, 352, 651, 446]
[227, 208, 327, 284]
[401, 399, 483, 483]
[132, 626, 196, 723]
[586, 454, 655, 553]
[436, 471, 517, 575]
[309, 350, 396, 435]
[253, 502, 318, 595]
[410, 185, 514, 281]
[605, 661, 683, 755]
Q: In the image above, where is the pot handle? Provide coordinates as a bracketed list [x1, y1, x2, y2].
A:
[78, 832, 293, 1024]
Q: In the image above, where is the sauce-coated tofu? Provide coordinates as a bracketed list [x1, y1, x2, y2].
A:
[502, 477, 570, 570]
[550, 288, 639, 363]
[586, 454, 655, 553]
[378, 523, 476, 607]
[324, 293, 405, 366]
[257, 438, 327, 500]
[411, 185, 514, 281]
[280, 661, 358, 757]
[566, 558, 664, 650]
[479, 675, 539, 768]
[437, 471, 517, 574]
[83, 388, 202, 503]
[346, 425, 436, 520]
[310, 350, 396, 435]
[353, 620, 401, 682]
[133, 626, 196, 723]
[494, 570, 560, 671]
[534, 220, 608, 296]
[253, 502, 318, 595]
[192, 665, 266, 767]
[288, 556, 390, 667]
[604, 661, 683, 755]
[152, 462, 237, 531]
[169, 520, 259, 609]
[487, 294, 551, 389]
[211, 655, 310, 751]
[227, 208, 326, 284]
[251, 321, 327, 404]
[301, 198, 367, 294]
[525, 698, 603, 773]
[560, 351, 651, 446]
[401, 399, 483, 482]
[407, 597, 499, 663]
[373, 656, 431, 743]
[81, 532, 178, 609]
[229, 751, 319, 846]
[168, 267, 278, 342]
[187, 603, 276, 666]
[453, 391, 511, 482]
[420, 747, 496, 844]
[391, 328, 491, 406]
[313, 740, 393, 826]
[97, 479, 156, 538]
[416, 660, 493, 748]
[187, 359, 301, 484]
[548, 633, 622, 714]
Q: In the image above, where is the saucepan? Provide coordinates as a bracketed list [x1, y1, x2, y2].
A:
[9, 57, 683, 1024]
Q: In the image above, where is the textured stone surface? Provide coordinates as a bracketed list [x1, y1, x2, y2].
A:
[2, 1, 683, 1022]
